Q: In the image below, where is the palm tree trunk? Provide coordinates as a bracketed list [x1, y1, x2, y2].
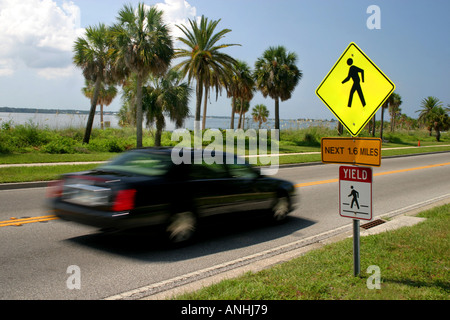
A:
[372, 114, 376, 137]
[337, 122, 343, 135]
[154, 115, 164, 147]
[390, 112, 394, 132]
[237, 113, 242, 129]
[136, 75, 144, 148]
[435, 123, 441, 142]
[83, 78, 101, 144]
[195, 80, 203, 133]
[202, 87, 208, 130]
[238, 99, 244, 129]
[230, 97, 236, 129]
[274, 97, 280, 130]
[100, 104, 104, 130]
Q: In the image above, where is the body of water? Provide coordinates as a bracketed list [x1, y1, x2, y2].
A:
[0, 112, 337, 131]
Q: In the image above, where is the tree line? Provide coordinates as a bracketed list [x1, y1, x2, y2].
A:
[73, 2, 302, 147]
[74, 2, 448, 146]
[337, 92, 449, 142]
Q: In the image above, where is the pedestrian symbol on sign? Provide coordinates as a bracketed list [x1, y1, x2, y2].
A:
[342, 58, 366, 108]
[349, 186, 360, 209]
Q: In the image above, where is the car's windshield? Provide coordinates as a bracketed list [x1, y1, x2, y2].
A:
[98, 151, 173, 177]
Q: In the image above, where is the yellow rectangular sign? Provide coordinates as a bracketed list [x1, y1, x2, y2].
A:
[321, 137, 382, 167]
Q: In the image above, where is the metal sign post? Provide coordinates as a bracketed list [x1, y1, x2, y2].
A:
[339, 165, 372, 277]
[353, 219, 360, 276]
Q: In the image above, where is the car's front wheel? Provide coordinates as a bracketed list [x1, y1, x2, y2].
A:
[271, 194, 290, 222]
[166, 211, 197, 245]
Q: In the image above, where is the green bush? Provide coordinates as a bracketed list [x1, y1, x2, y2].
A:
[42, 137, 77, 154]
[13, 121, 52, 148]
[85, 138, 129, 153]
[0, 139, 12, 154]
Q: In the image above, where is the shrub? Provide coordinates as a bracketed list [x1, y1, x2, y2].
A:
[14, 121, 52, 148]
[85, 138, 128, 153]
[0, 140, 12, 154]
[42, 137, 76, 154]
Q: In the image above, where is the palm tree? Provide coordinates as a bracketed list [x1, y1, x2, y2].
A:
[73, 23, 115, 143]
[82, 80, 118, 129]
[416, 96, 443, 136]
[175, 15, 240, 131]
[112, 3, 174, 148]
[117, 74, 139, 127]
[389, 92, 402, 132]
[121, 70, 191, 146]
[235, 99, 250, 129]
[254, 46, 302, 130]
[143, 69, 191, 146]
[379, 94, 393, 141]
[228, 60, 255, 129]
[252, 104, 269, 129]
[429, 106, 449, 142]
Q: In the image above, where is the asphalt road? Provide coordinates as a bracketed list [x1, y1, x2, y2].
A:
[0, 152, 449, 299]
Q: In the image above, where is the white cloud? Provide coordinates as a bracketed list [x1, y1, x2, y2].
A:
[0, 0, 198, 78]
[153, 0, 198, 41]
[0, 58, 15, 76]
[36, 64, 77, 80]
[0, 0, 84, 78]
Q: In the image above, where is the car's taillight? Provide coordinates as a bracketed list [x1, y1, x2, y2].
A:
[46, 180, 64, 198]
[112, 189, 136, 212]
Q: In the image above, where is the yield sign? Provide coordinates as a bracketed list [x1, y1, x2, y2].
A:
[339, 166, 372, 221]
[316, 42, 395, 136]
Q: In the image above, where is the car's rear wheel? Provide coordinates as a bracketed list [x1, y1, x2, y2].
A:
[166, 211, 197, 245]
[271, 194, 290, 222]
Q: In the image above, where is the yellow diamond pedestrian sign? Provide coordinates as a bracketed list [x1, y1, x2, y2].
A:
[316, 42, 395, 136]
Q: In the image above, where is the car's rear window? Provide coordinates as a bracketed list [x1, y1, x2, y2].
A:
[98, 151, 172, 177]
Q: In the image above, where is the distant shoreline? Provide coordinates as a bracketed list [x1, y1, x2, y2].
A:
[0, 107, 336, 122]
[0, 107, 113, 116]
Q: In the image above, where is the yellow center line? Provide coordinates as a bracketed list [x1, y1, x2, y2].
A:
[295, 162, 450, 188]
[0, 215, 59, 227]
[295, 179, 338, 188]
[372, 162, 450, 177]
[1, 162, 449, 227]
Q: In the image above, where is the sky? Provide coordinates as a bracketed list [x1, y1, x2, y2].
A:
[0, 0, 449, 122]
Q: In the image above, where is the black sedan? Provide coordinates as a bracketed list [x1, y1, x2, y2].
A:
[47, 147, 297, 244]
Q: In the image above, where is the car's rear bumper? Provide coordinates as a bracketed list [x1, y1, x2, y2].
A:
[48, 200, 171, 230]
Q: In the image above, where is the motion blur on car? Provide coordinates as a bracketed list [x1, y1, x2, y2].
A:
[47, 147, 297, 245]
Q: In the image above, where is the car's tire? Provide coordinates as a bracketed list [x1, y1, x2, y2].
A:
[166, 211, 197, 245]
[271, 194, 290, 222]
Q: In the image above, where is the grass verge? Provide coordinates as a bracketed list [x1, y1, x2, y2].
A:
[0, 164, 99, 183]
[174, 204, 450, 300]
[0, 152, 116, 165]
[0, 126, 449, 183]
